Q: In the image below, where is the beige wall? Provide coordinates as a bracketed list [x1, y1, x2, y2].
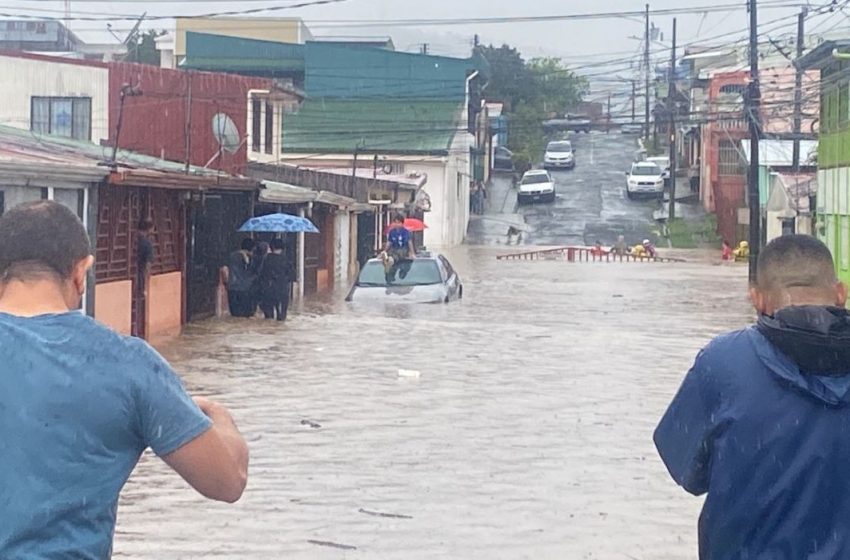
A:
[175, 18, 310, 56]
[95, 280, 132, 335]
[147, 272, 183, 341]
[0, 54, 110, 143]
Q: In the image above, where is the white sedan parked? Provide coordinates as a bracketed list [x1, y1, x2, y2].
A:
[517, 169, 556, 204]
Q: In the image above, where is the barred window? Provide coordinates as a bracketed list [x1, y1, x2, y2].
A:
[718, 139, 745, 176]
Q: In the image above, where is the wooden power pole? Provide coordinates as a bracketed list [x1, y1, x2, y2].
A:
[667, 18, 677, 222]
[792, 8, 807, 171]
[644, 3, 651, 141]
[747, 0, 762, 281]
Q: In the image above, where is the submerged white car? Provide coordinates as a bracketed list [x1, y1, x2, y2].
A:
[517, 169, 555, 204]
[626, 162, 665, 199]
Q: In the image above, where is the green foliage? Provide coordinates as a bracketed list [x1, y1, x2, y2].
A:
[126, 30, 166, 66]
[667, 216, 721, 249]
[479, 44, 587, 160]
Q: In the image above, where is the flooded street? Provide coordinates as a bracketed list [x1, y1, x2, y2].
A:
[115, 247, 752, 559]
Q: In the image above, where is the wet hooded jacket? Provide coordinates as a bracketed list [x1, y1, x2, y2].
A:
[654, 306, 850, 560]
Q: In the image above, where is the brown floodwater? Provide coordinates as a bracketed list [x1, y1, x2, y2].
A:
[113, 246, 751, 560]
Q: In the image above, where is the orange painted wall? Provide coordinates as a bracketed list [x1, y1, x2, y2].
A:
[95, 280, 132, 335]
[147, 271, 183, 341]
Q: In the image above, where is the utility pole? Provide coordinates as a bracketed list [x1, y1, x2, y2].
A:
[747, 0, 762, 281]
[421, 43, 429, 55]
[792, 7, 807, 171]
[631, 80, 636, 122]
[184, 72, 193, 174]
[667, 18, 677, 222]
[607, 92, 612, 133]
[644, 3, 651, 141]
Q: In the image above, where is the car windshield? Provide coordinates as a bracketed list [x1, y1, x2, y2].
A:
[547, 142, 572, 153]
[357, 260, 443, 286]
[521, 173, 550, 184]
[631, 165, 662, 176]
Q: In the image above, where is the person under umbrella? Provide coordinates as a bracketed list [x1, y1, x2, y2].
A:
[258, 238, 292, 322]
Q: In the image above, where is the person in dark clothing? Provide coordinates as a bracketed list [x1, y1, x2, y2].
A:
[224, 238, 257, 318]
[258, 238, 292, 321]
[134, 220, 154, 337]
[137, 220, 154, 276]
[654, 235, 849, 560]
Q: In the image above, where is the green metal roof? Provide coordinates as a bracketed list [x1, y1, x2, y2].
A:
[282, 98, 462, 155]
[182, 32, 304, 74]
[304, 42, 480, 99]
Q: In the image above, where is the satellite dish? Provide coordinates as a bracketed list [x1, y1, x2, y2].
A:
[211, 113, 240, 154]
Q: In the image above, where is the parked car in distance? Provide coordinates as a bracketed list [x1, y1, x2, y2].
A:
[517, 169, 556, 204]
[621, 123, 644, 135]
[543, 140, 575, 170]
[542, 113, 592, 134]
[345, 252, 463, 304]
[625, 162, 665, 199]
[493, 146, 514, 172]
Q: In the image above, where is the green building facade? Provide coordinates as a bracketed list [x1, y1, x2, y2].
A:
[800, 41, 850, 285]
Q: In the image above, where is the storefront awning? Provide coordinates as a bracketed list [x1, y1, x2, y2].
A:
[260, 181, 361, 209]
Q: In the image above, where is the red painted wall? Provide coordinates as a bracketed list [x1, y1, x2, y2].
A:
[706, 70, 750, 244]
[108, 63, 274, 176]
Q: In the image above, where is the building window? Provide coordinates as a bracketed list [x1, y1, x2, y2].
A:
[264, 101, 274, 155]
[251, 98, 262, 152]
[31, 97, 91, 140]
[457, 172, 463, 200]
[718, 139, 744, 176]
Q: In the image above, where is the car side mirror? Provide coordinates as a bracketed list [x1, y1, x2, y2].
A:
[625, 171, 629, 176]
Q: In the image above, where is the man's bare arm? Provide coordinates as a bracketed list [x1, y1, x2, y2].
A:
[162, 397, 249, 503]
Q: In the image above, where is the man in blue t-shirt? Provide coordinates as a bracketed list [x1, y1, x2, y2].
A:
[0, 201, 249, 559]
[382, 212, 416, 281]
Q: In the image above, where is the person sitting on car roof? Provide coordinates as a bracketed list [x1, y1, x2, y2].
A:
[381, 212, 416, 281]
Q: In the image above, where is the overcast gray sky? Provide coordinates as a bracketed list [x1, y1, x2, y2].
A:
[3, 0, 837, 107]
[7, 0, 816, 56]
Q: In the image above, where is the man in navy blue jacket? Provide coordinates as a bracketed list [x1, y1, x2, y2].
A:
[655, 235, 850, 559]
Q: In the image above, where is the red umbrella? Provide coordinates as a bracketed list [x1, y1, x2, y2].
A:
[403, 217, 427, 232]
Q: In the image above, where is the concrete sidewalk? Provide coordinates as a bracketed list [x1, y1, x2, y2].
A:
[466, 174, 529, 246]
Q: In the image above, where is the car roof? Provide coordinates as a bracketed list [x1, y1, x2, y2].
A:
[524, 169, 550, 176]
[547, 140, 571, 145]
[647, 156, 669, 162]
[633, 161, 661, 167]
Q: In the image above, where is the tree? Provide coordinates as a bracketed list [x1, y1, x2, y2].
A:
[126, 30, 165, 66]
[477, 44, 532, 110]
[478, 43, 588, 162]
[526, 57, 588, 116]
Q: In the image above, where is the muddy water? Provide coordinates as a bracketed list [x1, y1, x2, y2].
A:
[113, 247, 751, 560]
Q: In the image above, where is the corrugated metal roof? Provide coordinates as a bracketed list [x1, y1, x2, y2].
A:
[182, 32, 305, 74]
[283, 98, 462, 155]
[259, 180, 361, 208]
[0, 124, 256, 190]
[741, 139, 818, 167]
[304, 41, 479, 99]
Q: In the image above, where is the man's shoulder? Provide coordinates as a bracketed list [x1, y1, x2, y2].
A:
[694, 327, 761, 380]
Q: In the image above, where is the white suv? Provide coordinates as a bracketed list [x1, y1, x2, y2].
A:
[517, 170, 555, 204]
[626, 162, 665, 200]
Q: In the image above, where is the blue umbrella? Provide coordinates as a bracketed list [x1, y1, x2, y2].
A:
[238, 213, 319, 234]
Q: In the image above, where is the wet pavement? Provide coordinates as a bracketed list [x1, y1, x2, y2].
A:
[114, 245, 753, 559]
[468, 132, 669, 248]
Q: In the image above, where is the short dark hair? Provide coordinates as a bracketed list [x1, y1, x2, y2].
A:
[270, 238, 285, 251]
[0, 201, 91, 281]
[138, 219, 153, 232]
[757, 234, 837, 290]
[240, 238, 256, 251]
[393, 211, 406, 222]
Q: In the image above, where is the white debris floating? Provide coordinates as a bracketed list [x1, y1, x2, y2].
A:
[398, 369, 421, 378]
